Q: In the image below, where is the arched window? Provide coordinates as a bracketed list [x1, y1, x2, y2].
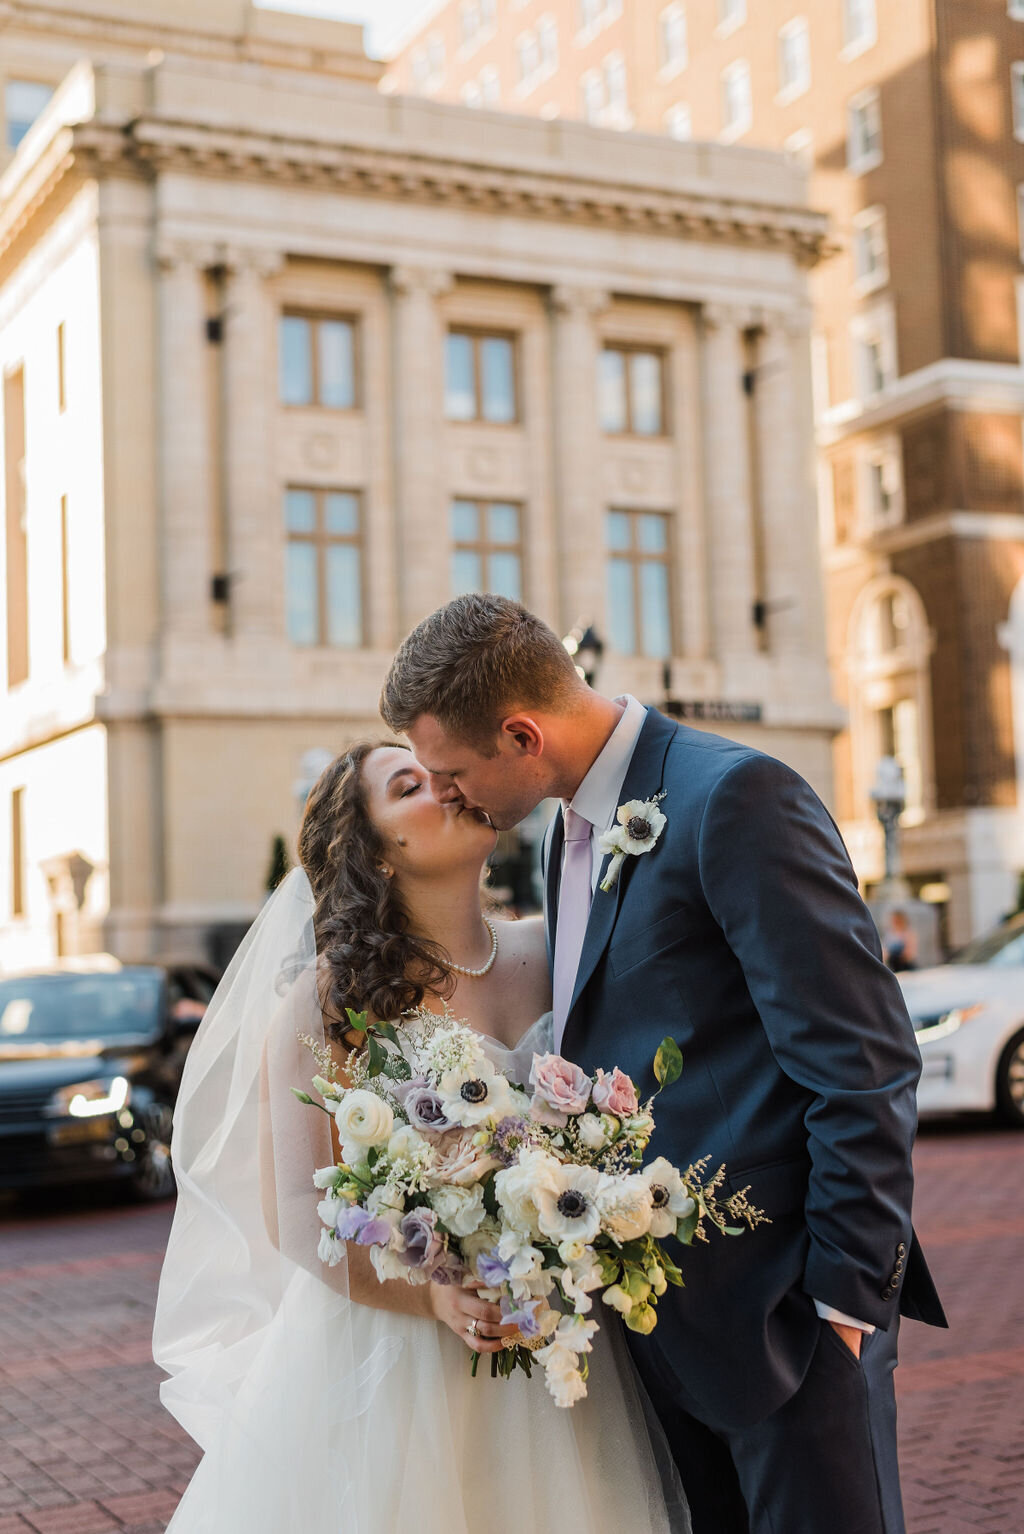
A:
[848, 576, 934, 823]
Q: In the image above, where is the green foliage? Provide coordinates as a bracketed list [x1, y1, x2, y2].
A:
[265, 833, 290, 894]
[653, 1037, 683, 1090]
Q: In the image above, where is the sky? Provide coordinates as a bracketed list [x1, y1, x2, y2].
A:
[258, 0, 447, 59]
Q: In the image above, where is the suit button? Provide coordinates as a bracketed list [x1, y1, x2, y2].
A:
[897, 1242, 906, 1257]
[895, 1258, 904, 1274]
[889, 1273, 901, 1287]
[881, 1286, 894, 1300]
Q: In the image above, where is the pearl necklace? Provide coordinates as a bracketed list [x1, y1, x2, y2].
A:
[448, 917, 499, 978]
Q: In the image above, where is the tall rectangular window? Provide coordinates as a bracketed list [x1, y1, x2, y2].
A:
[842, 0, 877, 52]
[847, 88, 882, 171]
[4, 366, 28, 688]
[777, 18, 811, 99]
[4, 80, 53, 152]
[600, 345, 665, 435]
[721, 59, 752, 139]
[665, 103, 692, 140]
[444, 331, 517, 423]
[57, 321, 66, 412]
[606, 510, 673, 658]
[279, 314, 357, 408]
[284, 488, 362, 648]
[1013, 63, 1024, 141]
[450, 499, 523, 601]
[716, 0, 746, 33]
[852, 205, 889, 290]
[60, 493, 71, 664]
[11, 788, 25, 917]
[659, 5, 688, 74]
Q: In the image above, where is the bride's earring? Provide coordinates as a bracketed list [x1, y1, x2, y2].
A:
[378, 863, 394, 879]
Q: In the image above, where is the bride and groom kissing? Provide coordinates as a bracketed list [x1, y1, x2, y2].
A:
[155, 592, 946, 1534]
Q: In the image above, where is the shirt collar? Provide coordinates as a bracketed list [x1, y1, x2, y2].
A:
[566, 694, 648, 833]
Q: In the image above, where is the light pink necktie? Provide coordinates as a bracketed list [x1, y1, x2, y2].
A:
[552, 807, 593, 1054]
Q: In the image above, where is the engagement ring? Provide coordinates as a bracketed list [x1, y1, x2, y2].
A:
[466, 1319, 479, 1338]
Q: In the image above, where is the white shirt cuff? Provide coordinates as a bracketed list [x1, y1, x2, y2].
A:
[813, 1299, 876, 1335]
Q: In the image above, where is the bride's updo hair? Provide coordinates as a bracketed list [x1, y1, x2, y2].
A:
[297, 741, 453, 1037]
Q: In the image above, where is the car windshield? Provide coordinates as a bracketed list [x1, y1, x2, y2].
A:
[0, 971, 165, 1041]
[949, 914, 1024, 968]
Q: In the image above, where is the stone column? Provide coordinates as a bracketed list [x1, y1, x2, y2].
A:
[550, 285, 608, 638]
[155, 240, 216, 640]
[701, 303, 758, 661]
[221, 246, 285, 641]
[754, 310, 825, 658]
[390, 265, 453, 633]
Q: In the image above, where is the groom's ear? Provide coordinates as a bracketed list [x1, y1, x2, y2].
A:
[499, 714, 544, 757]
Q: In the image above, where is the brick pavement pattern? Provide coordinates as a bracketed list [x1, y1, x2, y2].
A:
[1, 1126, 1022, 1533]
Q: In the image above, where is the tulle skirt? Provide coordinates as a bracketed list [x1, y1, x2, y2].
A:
[163, 1264, 688, 1534]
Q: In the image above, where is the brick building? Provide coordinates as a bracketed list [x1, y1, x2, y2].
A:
[391, 0, 1024, 943]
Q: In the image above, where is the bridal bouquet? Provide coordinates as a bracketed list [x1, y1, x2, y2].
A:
[295, 1012, 765, 1408]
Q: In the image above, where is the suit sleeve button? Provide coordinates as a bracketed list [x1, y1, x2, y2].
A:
[895, 1258, 904, 1274]
[897, 1243, 906, 1257]
[881, 1287, 894, 1300]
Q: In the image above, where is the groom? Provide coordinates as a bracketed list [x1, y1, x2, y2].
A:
[381, 594, 946, 1534]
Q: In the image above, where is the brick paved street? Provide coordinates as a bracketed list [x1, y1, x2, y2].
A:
[1, 1124, 1022, 1533]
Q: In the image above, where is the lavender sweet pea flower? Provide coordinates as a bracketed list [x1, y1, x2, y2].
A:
[398, 1207, 444, 1270]
[355, 1217, 395, 1247]
[475, 1248, 513, 1287]
[500, 1294, 542, 1339]
[334, 1205, 371, 1241]
[394, 1077, 456, 1133]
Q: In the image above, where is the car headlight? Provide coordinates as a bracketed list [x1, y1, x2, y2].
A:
[915, 1004, 983, 1045]
[46, 1076, 131, 1118]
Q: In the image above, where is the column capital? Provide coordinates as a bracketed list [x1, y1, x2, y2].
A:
[153, 236, 219, 273]
[219, 244, 286, 279]
[760, 306, 812, 341]
[389, 264, 454, 300]
[550, 284, 610, 319]
[702, 300, 759, 333]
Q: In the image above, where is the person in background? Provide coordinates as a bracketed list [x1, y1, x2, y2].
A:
[883, 910, 918, 973]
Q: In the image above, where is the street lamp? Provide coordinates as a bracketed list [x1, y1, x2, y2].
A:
[563, 623, 604, 687]
[870, 755, 907, 891]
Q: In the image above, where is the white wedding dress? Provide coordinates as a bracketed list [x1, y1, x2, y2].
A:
[154, 876, 688, 1534]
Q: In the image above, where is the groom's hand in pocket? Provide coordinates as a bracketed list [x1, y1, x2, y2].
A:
[829, 1321, 863, 1359]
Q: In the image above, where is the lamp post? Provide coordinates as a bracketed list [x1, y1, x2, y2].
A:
[870, 756, 908, 894]
[563, 623, 604, 687]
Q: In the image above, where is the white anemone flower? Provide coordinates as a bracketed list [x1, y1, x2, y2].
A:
[437, 1054, 519, 1128]
[641, 1156, 696, 1239]
[534, 1163, 607, 1244]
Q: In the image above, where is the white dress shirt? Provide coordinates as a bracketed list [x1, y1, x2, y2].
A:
[557, 692, 874, 1337]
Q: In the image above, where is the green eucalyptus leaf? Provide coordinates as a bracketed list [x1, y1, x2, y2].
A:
[366, 1035, 386, 1077]
[653, 1037, 684, 1090]
[676, 1206, 699, 1246]
[345, 1008, 369, 1035]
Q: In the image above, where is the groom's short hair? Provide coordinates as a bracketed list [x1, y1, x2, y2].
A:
[380, 595, 580, 749]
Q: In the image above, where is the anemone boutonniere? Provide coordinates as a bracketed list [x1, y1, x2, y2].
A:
[598, 791, 668, 893]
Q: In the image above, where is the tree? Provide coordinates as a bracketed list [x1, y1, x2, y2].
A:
[265, 833, 290, 894]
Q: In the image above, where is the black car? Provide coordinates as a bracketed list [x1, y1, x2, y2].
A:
[0, 958, 217, 1200]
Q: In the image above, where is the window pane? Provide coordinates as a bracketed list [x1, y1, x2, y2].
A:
[325, 491, 359, 536]
[599, 349, 628, 432]
[607, 510, 631, 550]
[452, 549, 482, 595]
[487, 502, 519, 544]
[607, 557, 636, 653]
[280, 317, 313, 405]
[285, 488, 316, 533]
[639, 561, 671, 658]
[638, 513, 667, 553]
[451, 499, 479, 542]
[286, 543, 318, 645]
[5, 80, 53, 150]
[318, 320, 355, 408]
[488, 551, 522, 601]
[480, 337, 516, 422]
[445, 333, 476, 420]
[326, 545, 362, 647]
[630, 353, 663, 434]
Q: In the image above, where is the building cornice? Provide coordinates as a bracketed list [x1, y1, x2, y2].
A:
[0, 112, 829, 270]
[817, 358, 1024, 446]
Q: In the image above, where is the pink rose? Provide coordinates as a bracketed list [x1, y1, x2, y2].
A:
[429, 1131, 501, 1187]
[530, 1053, 593, 1127]
[590, 1067, 639, 1118]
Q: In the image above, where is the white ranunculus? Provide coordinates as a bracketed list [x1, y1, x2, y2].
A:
[576, 1112, 608, 1152]
[317, 1228, 345, 1266]
[597, 1174, 654, 1243]
[641, 1156, 696, 1239]
[313, 1164, 342, 1190]
[334, 1090, 394, 1151]
[429, 1182, 486, 1237]
[534, 1164, 607, 1244]
[366, 1183, 405, 1217]
[494, 1148, 561, 1238]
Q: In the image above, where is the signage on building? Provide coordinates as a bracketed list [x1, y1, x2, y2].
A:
[660, 699, 763, 723]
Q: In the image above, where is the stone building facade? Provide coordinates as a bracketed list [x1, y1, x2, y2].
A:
[0, 0, 831, 968]
[392, 0, 1024, 943]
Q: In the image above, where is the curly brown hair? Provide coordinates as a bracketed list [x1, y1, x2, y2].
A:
[297, 741, 454, 1039]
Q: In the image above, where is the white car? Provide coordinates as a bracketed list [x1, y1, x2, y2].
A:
[899, 912, 1024, 1127]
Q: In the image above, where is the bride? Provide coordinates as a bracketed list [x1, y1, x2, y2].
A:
[153, 742, 689, 1533]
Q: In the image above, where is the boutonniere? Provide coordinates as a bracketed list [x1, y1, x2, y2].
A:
[598, 792, 668, 893]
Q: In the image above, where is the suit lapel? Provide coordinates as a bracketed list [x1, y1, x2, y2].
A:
[542, 805, 565, 971]
[564, 708, 677, 1035]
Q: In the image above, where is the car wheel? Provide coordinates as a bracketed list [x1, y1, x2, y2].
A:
[995, 1027, 1024, 1128]
[131, 1100, 176, 1200]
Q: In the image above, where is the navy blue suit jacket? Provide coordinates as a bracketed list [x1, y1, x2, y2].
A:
[543, 708, 945, 1430]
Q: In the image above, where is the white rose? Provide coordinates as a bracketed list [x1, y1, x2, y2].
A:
[334, 1090, 394, 1151]
[366, 1183, 405, 1217]
[429, 1182, 487, 1237]
[597, 1175, 654, 1243]
[577, 1113, 608, 1152]
[494, 1148, 560, 1238]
